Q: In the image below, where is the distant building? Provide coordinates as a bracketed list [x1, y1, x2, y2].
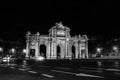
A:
[25, 22, 88, 59]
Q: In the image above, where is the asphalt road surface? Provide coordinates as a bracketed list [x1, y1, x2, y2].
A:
[1, 62, 120, 80]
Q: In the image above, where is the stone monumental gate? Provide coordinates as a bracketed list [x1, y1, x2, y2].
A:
[25, 22, 89, 59]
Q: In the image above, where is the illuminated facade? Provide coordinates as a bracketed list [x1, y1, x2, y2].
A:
[25, 22, 89, 59]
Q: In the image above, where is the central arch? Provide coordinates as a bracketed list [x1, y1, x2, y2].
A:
[57, 45, 61, 59]
[72, 45, 76, 58]
[40, 44, 46, 58]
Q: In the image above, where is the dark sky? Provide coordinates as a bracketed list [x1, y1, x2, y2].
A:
[0, 0, 119, 42]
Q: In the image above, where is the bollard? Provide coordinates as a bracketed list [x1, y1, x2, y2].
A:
[23, 60, 27, 65]
[98, 61, 102, 67]
[114, 61, 119, 65]
[114, 61, 119, 67]
[22, 60, 27, 67]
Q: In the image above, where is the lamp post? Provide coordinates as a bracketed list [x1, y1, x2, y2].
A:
[23, 49, 26, 53]
[10, 48, 16, 56]
[22, 49, 26, 59]
[0, 47, 3, 57]
[97, 48, 102, 53]
[0, 47, 3, 52]
[112, 46, 118, 56]
[11, 48, 15, 54]
[96, 47, 103, 57]
[22, 49, 27, 66]
[113, 46, 118, 52]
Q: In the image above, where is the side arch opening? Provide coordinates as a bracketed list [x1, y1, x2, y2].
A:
[40, 44, 46, 58]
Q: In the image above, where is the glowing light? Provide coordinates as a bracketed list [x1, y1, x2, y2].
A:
[113, 46, 118, 50]
[2, 56, 10, 62]
[97, 48, 102, 53]
[112, 46, 118, 52]
[23, 49, 26, 53]
[0, 47, 3, 52]
[11, 48, 15, 53]
[35, 56, 45, 61]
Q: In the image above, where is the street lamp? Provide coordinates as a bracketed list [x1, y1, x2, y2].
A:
[113, 46, 118, 52]
[97, 47, 102, 53]
[96, 47, 103, 57]
[0, 47, 4, 57]
[112, 46, 119, 56]
[11, 48, 15, 53]
[23, 49, 26, 53]
[0, 47, 3, 52]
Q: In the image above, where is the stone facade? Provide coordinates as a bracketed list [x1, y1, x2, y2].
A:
[25, 22, 89, 59]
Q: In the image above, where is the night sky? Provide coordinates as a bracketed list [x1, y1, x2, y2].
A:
[0, 0, 119, 42]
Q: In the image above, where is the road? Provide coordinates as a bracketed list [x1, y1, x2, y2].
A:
[1, 61, 120, 80]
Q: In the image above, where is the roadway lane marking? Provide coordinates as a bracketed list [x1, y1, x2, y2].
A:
[106, 69, 120, 72]
[79, 69, 103, 73]
[18, 68, 26, 71]
[41, 74, 54, 78]
[114, 72, 120, 75]
[38, 65, 49, 68]
[25, 68, 31, 70]
[55, 67, 71, 70]
[80, 67, 104, 70]
[3, 66, 7, 67]
[10, 67, 15, 69]
[28, 71, 37, 74]
[52, 70, 104, 78]
[18, 65, 31, 70]
[0, 64, 4, 66]
[76, 73, 104, 78]
[52, 70, 76, 75]
[9, 64, 17, 66]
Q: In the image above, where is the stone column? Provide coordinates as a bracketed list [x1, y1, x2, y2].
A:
[26, 40, 30, 58]
[65, 41, 68, 59]
[75, 43, 78, 59]
[51, 41, 54, 59]
[68, 44, 72, 59]
[86, 41, 89, 58]
[35, 42, 39, 58]
[60, 45, 64, 59]
[79, 43, 82, 58]
[53, 42, 57, 59]
[39, 43, 41, 56]
[46, 42, 51, 59]
[50, 40, 52, 59]
[60, 45, 65, 59]
[25, 31, 31, 59]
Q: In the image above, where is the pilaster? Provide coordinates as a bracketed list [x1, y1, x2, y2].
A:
[26, 40, 30, 58]
[46, 42, 51, 59]
[35, 42, 39, 57]
[75, 43, 78, 59]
